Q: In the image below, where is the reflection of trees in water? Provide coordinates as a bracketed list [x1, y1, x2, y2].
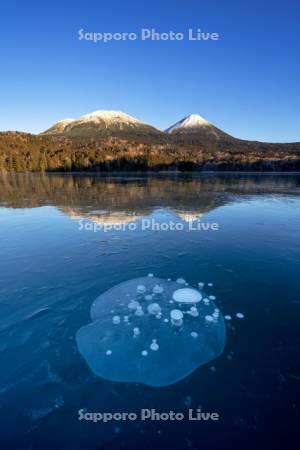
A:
[0, 173, 299, 217]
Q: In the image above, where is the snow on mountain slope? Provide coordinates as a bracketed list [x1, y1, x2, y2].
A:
[42, 118, 75, 135]
[76, 110, 142, 125]
[166, 114, 210, 133]
[166, 114, 233, 141]
[42, 110, 162, 138]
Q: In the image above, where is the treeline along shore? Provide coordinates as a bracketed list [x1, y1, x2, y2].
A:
[1, 132, 300, 172]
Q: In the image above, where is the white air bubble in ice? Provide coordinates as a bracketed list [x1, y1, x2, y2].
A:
[205, 315, 214, 322]
[76, 276, 226, 387]
[189, 306, 199, 317]
[153, 285, 164, 294]
[147, 303, 161, 315]
[170, 309, 183, 327]
[136, 285, 146, 294]
[133, 327, 140, 337]
[176, 278, 186, 284]
[150, 339, 159, 351]
[172, 288, 202, 304]
[135, 306, 144, 317]
[128, 300, 139, 311]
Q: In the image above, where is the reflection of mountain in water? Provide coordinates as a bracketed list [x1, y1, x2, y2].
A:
[0, 173, 299, 224]
[65, 207, 205, 225]
[66, 209, 143, 225]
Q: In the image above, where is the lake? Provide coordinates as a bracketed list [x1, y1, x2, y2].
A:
[0, 172, 299, 450]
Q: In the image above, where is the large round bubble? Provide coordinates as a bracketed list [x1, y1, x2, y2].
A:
[76, 276, 226, 387]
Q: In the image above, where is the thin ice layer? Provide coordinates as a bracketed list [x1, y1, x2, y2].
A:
[76, 277, 226, 387]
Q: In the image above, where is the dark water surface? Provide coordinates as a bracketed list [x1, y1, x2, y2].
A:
[0, 173, 300, 450]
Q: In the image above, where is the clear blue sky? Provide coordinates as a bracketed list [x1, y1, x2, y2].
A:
[0, 0, 299, 142]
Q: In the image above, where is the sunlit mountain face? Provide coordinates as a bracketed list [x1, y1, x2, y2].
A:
[41, 110, 164, 139]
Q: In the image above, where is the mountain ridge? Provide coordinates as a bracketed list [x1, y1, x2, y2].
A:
[40, 109, 299, 145]
[1, 109, 300, 172]
[42, 110, 164, 140]
[166, 113, 234, 144]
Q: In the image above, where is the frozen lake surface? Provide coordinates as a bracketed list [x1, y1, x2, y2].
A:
[0, 173, 299, 449]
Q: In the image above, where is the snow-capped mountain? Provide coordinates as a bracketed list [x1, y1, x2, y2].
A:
[166, 114, 233, 141]
[42, 118, 75, 135]
[166, 114, 210, 133]
[42, 110, 235, 143]
[42, 110, 163, 139]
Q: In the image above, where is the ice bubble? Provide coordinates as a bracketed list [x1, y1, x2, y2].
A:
[236, 313, 245, 319]
[145, 294, 153, 301]
[198, 282, 205, 288]
[170, 309, 184, 327]
[203, 298, 210, 305]
[189, 306, 199, 317]
[128, 300, 139, 311]
[112, 316, 121, 325]
[133, 327, 140, 337]
[209, 295, 216, 300]
[153, 285, 164, 295]
[176, 277, 186, 284]
[212, 312, 219, 319]
[150, 339, 159, 351]
[106, 350, 112, 356]
[137, 285, 147, 294]
[205, 315, 214, 322]
[135, 306, 144, 317]
[147, 303, 161, 315]
[208, 283, 213, 287]
[172, 288, 202, 304]
[148, 273, 154, 277]
[77, 276, 226, 387]
[224, 315, 232, 321]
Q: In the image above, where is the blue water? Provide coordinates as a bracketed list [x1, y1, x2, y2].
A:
[0, 173, 300, 450]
